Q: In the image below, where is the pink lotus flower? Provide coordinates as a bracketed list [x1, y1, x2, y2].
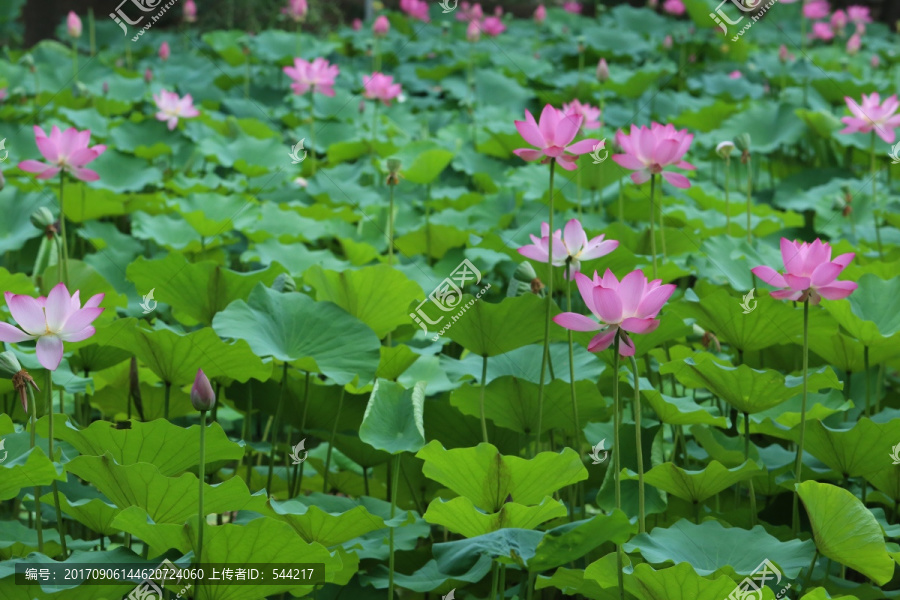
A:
[482, 16, 505, 36]
[778, 44, 791, 62]
[363, 72, 402, 105]
[0, 88, 7, 102]
[457, 2, 484, 22]
[729, 70, 742, 79]
[846, 32, 861, 54]
[612, 123, 695, 189]
[871, 55, 880, 69]
[563, 1, 582, 14]
[0, 283, 104, 371]
[466, 20, 480, 42]
[811, 21, 835, 40]
[596, 58, 610, 82]
[513, 105, 601, 171]
[159, 41, 170, 61]
[663, 35, 673, 49]
[352, 18, 362, 30]
[282, 0, 308, 22]
[563, 99, 602, 131]
[847, 5, 870, 25]
[553, 269, 675, 356]
[184, 0, 197, 23]
[535, 4, 547, 23]
[751, 238, 857, 304]
[67, 11, 82, 38]
[803, 0, 829, 19]
[830, 9, 847, 32]
[839, 93, 900, 143]
[283, 57, 340, 97]
[191, 369, 216, 411]
[399, 0, 430, 22]
[144, 68, 153, 83]
[18, 126, 106, 182]
[153, 90, 200, 130]
[663, 0, 685, 15]
[373, 15, 390, 36]
[518, 219, 618, 279]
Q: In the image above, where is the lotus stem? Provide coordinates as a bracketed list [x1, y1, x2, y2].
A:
[88, 8, 96, 56]
[870, 131, 883, 259]
[566, 271, 581, 520]
[792, 299, 809, 536]
[744, 411, 757, 527]
[628, 355, 645, 533]
[58, 173, 69, 286]
[387, 453, 401, 600]
[323, 388, 344, 493]
[290, 371, 311, 497]
[480, 355, 489, 444]
[309, 90, 317, 175]
[372, 101, 378, 148]
[745, 157, 752, 244]
[724, 155, 731, 235]
[658, 182, 667, 261]
[243, 384, 254, 485]
[197, 409, 208, 565]
[45, 370, 67, 558]
[71, 38, 78, 83]
[536, 160, 556, 455]
[864, 345, 871, 417]
[612, 331, 624, 600]
[489, 562, 499, 600]
[29, 386, 43, 553]
[266, 362, 289, 496]
[163, 381, 171, 420]
[649, 174, 658, 279]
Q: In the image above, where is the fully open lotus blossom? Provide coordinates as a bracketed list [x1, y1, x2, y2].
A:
[839, 93, 900, 143]
[535, 5, 546, 23]
[153, 90, 200, 130]
[67, 11, 82, 38]
[663, 0, 685, 16]
[563, 99, 602, 131]
[518, 219, 619, 279]
[159, 41, 170, 61]
[284, 57, 339, 96]
[563, 1, 582, 14]
[282, 0, 308, 22]
[184, 0, 197, 22]
[363, 72, 402, 105]
[612, 123, 695, 188]
[751, 238, 857, 304]
[513, 105, 600, 171]
[811, 21, 835, 40]
[0, 284, 104, 371]
[399, 0, 430, 22]
[18, 126, 107, 182]
[482, 16, 506, 36]
[846, 32, 861, 54]
[373, 15, 390, 36]
[457, 2, 484, 22]
[803, 0, 829, 19]
[553, 269, 676, 356]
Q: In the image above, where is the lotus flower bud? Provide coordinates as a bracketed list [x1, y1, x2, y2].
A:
[31, 207, 55, 230]
[3, 353, 39, 413]
[159, 41, 170, 61]
[191, 369, 216, 411]
[576, 35, 585, 54]
[507, 261, 538, 297]
[733, 133, 751, 153]
[846, 33, 861, 55]
[73, 81, 89, 98]
[21, 53, 34, 71]
[441, 21, 450, 36]
[386, 158, 402, 186]
[144, 68, 153, 83]
[102, 81, 109, 95]
[596, 58, 609, 82]
[871, 54, 880, 68]
[67, 11, 82, 38]
[716, 141, 735, 159]
[184, 0, 198, 23]
[534, 5, 546, 23]
[662, 35, 673, 49]
[373, 15, 389, 36]
[352, 18, 362, 31]
[271, 273, 296, 293]
[778, 44, 788, 62]
[467, 20, 480, 42]
[0, 351, 22, 379]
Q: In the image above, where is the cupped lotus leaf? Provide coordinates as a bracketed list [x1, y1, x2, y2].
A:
[689, 425, 759, 467]
[109, 505, 190, 555]
[624, 562, 778, 600]
[267, 498, 387, 547]
[36, 416, 244, 476]
[626, 460, 761, 504]
[423, 496, 567, 538]
[796, 418, 900, 480]
[416, 441, 587, 513]
[126, 253, 287, 326]
[449, 376, 606, 435]
[79, 318, 270, 386]
[535, 566, 625, 600]
[797, 480, 895, 585]
[660, 353, 842, 414]
[635, 376, 727, 427]
[213, 284, 380, 385]
[528, 511, 635, 573]
[304, 264, 424, 339]
[750, 390, 852, 438]
[66, 343, 132, 374]
[433, 528, 544, 575]
[66, 455, 269, 524]
[376, 345, 420, 381]
[390, 141, 455, 184]
[48, 477, 120, 536]
[624, 519, 815, 579]
[823, 274, 900, 346]
[0, 520, 70, 560]
[359, 379, 427, 455]
[809, 330, 900, 373]
[0, 446, 64, 501]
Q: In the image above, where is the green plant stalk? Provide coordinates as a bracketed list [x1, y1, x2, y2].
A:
[577, 168, 583, 218]
[489, 562, 499, 600]
[498, 563, 506, 600]
[792, 299, 810, 536]
[628, 355, 645, 533]
[870, 131, 884, 259]
[744, 411, 757, 527]
[45, 370, 67, 558]
[243, 384, 254, 485]
[805, 549, 818, 589]
[374, 37, 381, 73]
[58, 173, 69, 286]
[387, 183, 395, 266]
[658, 182, 667, 261]
[566, 272, 581, 520]
[266, 362, 289, 495]
[309, 91, 317, 175]
[197, 409, 208, 566]
[88, 8, 96, 56]
[163, 381, 171, 420]
[29, 385, 43, 553]
[295, 21, 301, 56]
[800, 1, 808, 52]
[864, 345, 871, 417]
[291, 372, 311, 498]
[323, 389, 344, 493]
[649, 174, 658, 279]
[244, 55, 250, 99]
[480, 355, 489, 444]
[612, 331, 624, 600]
[71, 38, 78, 82]
[617, 176, 624, 222]
[371, 101, 379, 150]
[387, 453, 401, 600]
[724, 156, 731, 235]
[746, 157, 752, 244]
[535, 160, 556, 454]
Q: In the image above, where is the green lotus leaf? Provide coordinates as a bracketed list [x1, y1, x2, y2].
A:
[359, 379, 427, 455]
[0, 446, 64, 501]
[391, 141, 455, 184]
[824, 274, 900, 346]
[635, 376, 727, 427]
[624, 562, 778, 600]
[528, 511, 634, 573]
[424, 495, 566, 538]
[626, 460, 761, 504]
[267, 499, 387, 547]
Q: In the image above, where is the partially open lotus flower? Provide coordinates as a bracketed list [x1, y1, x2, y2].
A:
[839, 92, 900, 143]
[284, 57, 340, 97]
[751, 238, 857, 304]
[518, 219, 618, 279]
[153, 90, 200, 131]
[18, 125, 107, 182]
[363, 72, 402, 105]
[513, 104, 601, 171]
[612, 123, 695, 188]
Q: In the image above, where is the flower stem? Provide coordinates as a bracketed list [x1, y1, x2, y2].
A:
[628, 355, 645, 533]
[724, 156, 731, 235]
[309, 91, 316, 175]
[480, 355, 489, 444]
[649, 174, 658, 279]
[30, 386, 43, 553]
[792, 299, 810, 536]
[744, 411, 758, 527]
[371, 101, 379, 149]
[71, 38, 78, 83]
[612, 331, 624, 600]
[163, 381, 171, 420]
[864, 345, 871, 417]
[746, 157, 752, 244]
[536, 160, 556, 454]
[197, 409, 208, 565]
[58, 173, 69, 286]
[387, 453, 401, 600]
[658, 182, 667, 261]
[266, 362, 289, 496]
[45, 369, 67, 558]
[243, 384, 253, 485]
[566, 274, 581, 520]
[323, 388, 344, 493]
[870, 131, 883, 259]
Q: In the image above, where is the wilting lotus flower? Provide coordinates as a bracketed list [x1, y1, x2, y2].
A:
[399, 0, 430, 22]
[18, 125, 107, 182]
[811, 21, 835, 40]
[535, 4, 546, 23]
[839, 93, 900, 143]
[563, 1, 582, 14]
[67, 11, 82, 38]
[663, 0, 685, 15]
[612, 123, 695, 188]
[554, 269, 676, 356]
[159, 41, 170, 61]
[0, 283, 104, 370]
[284, 57, 340, 97]
[373, 15, 390, 36]
[153, 90, 200, 130]
[846, 32, 861, 54]
[363, 72, 402, 105]
[563, 99, 602, 131]
[282, 0, 308, 22]
[751, 238, 857, 304]
[457, 2, 484, 22]
[191, 369, 216, 411]
[518, 219, 619, 279]
[482, 16, 506, 36]
[803, 0, 830, 19]
[513, 105, 601, 171]
[184, 0, 197, 22]
[716, 140, 735, 158]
